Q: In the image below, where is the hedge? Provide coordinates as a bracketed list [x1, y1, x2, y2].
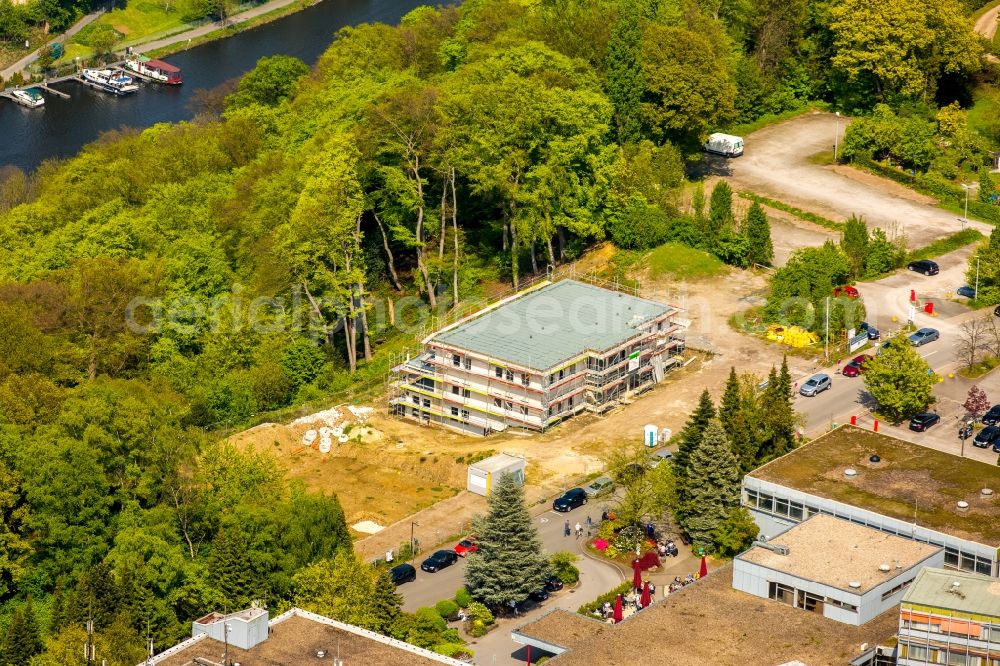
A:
[577, 581, 634, 616]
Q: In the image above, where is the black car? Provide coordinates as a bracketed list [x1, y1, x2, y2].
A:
[389, 563, 416, 585]
[909, 412, 940, 432]
[859, 321, 880, 340]
[995, 304, 1000, 318]
[528, 588, 550, 603]
[552, 488, 588, 512]
[957, 285, 976, 298]
[974, 425, 1000, 448]
[983, 405, 1000, 425]
[908, 259, 939, 276]
[420, 550, 458, 573]
[544, 575, 564, 592]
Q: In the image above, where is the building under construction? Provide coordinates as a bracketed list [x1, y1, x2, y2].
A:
[390, 279, 686, 435]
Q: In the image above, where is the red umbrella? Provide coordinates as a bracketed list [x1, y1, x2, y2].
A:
[699, 555, 708, 578]
[612, 594, 623, 623]
[640, 581, 652, 608]
[632, 558, 643, 591]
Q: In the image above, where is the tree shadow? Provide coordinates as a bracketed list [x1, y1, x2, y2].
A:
[685, 154, 733, 180]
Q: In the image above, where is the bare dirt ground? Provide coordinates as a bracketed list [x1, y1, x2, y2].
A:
[976, 3, 1000, 40]
[723, 112, 993, 248]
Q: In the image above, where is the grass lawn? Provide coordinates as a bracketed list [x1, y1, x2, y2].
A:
[967, 85, 1000, 149]
[644, 242, 727, 281]
[71, 0, 190, 50]
[906, 228, 983, 263]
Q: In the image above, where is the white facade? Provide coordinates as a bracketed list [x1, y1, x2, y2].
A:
[734, 550, 944, 626]
[743, 476, 999, 578]
[467, 453, 525, 496]
[192, 608, 269, 650]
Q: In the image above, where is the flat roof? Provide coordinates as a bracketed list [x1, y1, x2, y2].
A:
[739, 514, 941, 592]
[433, 280, 673, 370]
[902, 567, 1000, 618]
[749, 425, 1000, 545]
[470, 452, 525, 473]
[515, 564, 897, 666]
[150, 610, 462, 666]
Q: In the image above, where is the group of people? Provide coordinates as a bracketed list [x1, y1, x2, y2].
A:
[656, 539, 679, 558]
[666, 573, 699, 594]
[564, 516, 594, 539]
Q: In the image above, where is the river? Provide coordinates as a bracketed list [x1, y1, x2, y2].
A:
[0, 0, 424, 172]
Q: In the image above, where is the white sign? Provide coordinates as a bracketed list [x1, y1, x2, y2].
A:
[849, 333, 868, 353]
[908, 304, 916, 324]
[628, 358, 640, 371]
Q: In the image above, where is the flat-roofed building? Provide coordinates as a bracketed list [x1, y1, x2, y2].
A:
[896, 568, 1000, 666]
[743, 425, 1000, 578]
[734, 514, 944, 625]
[391, 279, 685, 435]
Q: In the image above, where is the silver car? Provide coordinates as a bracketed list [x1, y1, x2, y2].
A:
[908, 327, 939, 346]
[584, 476, 614, 498]
[648, 449, 674, 468]
[799, 373, 832, 397]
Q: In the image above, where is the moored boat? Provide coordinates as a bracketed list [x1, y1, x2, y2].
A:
[124, 55, 182, 85]
[11, 87, 45, 108]
[81, 68, 139, 96]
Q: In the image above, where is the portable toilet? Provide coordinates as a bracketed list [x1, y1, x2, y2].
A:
[643, 424, 658, 447]
[467, 453, 525, 496]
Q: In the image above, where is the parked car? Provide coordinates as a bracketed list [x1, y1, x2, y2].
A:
[908, 259, 939, 275]
[421, 550, 459, 573]
[909, 412, 941, 432]
[833, 285, 860, 299]
[842, 354, 871, 377]
[859, 321, 880, 340]
[957, 285, 976, 298]
[994, 305, 1000, 318]
[389, 563, 417, 585]
[974, 425, 1000, 448]
[648, 448, 674, 468]
[984, 404, 1000, 425]
[799, 373, 832, 397]
[544, 575, 564, 592]
[908, 328, 940, 346]
[584, 476, 614, 498]
[553, 488, 588, 512]
[528, 588, 550, 603]
[454, 537, 479, 557]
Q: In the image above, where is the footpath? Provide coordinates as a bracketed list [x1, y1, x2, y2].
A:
[2, 0, 310, 81]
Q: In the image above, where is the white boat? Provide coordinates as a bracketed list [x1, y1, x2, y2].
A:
[124, 55, 182, 84]
[10, 87, 44, 108]
[81, 68, 139, 96]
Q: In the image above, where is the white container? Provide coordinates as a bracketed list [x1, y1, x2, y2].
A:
[303, 429, 317, 445]
[643, 424, 658, 447]
[319, 437, 332, 454]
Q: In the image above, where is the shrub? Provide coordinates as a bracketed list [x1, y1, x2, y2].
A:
[454, 587, 472, 608]
[433, 643, 473, 659]
[468, 619, 490, 637]
[435, 599, 458, 619]
[466, 601, 494, 626]
[577, 581, 633, 616]
[550, 551, 580, 585]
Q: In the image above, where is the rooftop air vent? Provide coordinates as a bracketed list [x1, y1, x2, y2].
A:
[869, 454, 881, 463]
[983, 488, 995, 498]
[878, 564, 891, 573]
[844, 468, 858, 478]
[848, 581, 862, 589]
[957, 501, 970, 512]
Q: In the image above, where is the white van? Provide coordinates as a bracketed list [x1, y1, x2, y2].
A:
[704, 133, 744, 157]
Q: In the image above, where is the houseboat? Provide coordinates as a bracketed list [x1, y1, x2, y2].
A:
[10, 87, 45, 108]
[81, 68, 139, 96]
[124, 55, 182, 85]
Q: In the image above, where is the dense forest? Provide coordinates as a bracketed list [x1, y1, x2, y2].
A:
[0, 0, 995, 661]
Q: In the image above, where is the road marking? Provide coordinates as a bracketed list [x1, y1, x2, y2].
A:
[539, 517, 549, 524]
[920, 350, 939, 359]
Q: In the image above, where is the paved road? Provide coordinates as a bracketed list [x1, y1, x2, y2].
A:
[791, 245, 1000, 465]
[724, 113, 992, 249]
[1, 10, 104, 80]
[399, 498, 614, 612]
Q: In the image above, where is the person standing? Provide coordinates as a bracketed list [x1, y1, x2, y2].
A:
[564, 520, 570, 537]
[575, 522, 582, 538]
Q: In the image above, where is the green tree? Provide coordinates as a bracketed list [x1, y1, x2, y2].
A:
[742, 201, 773, 267]
[758, 357, 797, 463]
[829, 0, 981, 101]
[88, 25, 119, 56]
[3, 597, 42, 664]
[707, 181, 734, 241]
[549, 552, 580, 585]
[863, 228, 905, 278]
[226, 55, 310, 110]
[673, 389, 715, 479]
[292, 550, 401, 633]
[840, 215, 869, 278]
[711, 507, 759, 557]
[979, 167, 996, 204]
[863, 336, 935, 422]
[464, 473, 549, 608]
[968, 226, 1000, 304]
[680, 420, 741, 551]
[605, 0, 644, 142]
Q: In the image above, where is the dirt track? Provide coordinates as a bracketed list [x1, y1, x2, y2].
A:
[725, 113, 992, 248]
[975, 3, 1000, 40]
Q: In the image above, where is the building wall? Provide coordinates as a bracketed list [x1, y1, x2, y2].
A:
[392, 307, 684, 436]
[743, 477, 998, 578]
[733, 555, 940, 626]
[192, 611, 269, 650]
[897, 604, 1000, 666]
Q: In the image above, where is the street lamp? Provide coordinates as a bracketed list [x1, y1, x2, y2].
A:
[833, 112, 841, 161]
[961, 182, 978, 229]
[410, 521, 419, 561]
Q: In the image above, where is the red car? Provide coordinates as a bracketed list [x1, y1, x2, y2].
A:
[842, 354, 871, 377]
[454, 537, 479, 557]
[833, 285, 860, 299]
